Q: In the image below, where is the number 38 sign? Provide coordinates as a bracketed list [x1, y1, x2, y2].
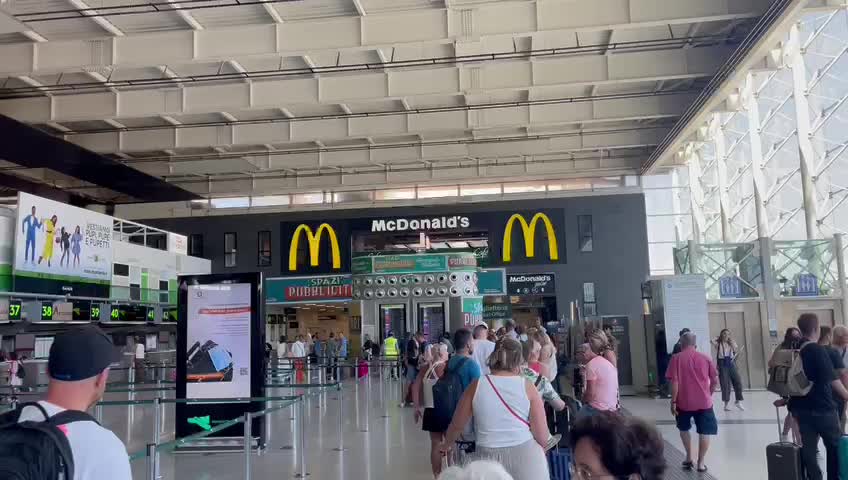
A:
[41, 302, 54, 321]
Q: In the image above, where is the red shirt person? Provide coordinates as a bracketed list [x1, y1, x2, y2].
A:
[666, 332, 718, 473]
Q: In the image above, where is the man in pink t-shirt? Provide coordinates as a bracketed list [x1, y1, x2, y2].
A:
[577, 344, 619, 414]
[666, 332, 719, 474]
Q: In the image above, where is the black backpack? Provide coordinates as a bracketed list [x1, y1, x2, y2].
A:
[430, 357, 469, 432]
[0, 402, 97, 480]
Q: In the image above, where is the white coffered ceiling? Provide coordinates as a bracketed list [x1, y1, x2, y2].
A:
[0, 0, 775, 203]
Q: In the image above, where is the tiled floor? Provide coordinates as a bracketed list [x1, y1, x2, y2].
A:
[66, 377, 789, 479]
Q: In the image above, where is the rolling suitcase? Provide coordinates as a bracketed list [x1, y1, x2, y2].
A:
[840, 435, 848, 480]
[766, 406, 802, 480]
[548, 447, 571, 480]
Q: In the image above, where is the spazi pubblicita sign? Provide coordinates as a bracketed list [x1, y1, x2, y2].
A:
[266, 275, 353, 304]
[14, 192, 113, 284]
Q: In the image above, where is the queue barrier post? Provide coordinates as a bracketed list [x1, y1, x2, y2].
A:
[244, 412, 253, 480]
[296, 398, 308, 478]
[145, 444, 156, 480]
[334, 383, 344, 452]
[152, 397, 162, 479]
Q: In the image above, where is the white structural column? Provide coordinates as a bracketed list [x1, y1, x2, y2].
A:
[711, 114, 732, 242]
[744, 73, 772, 239]
[685, 143, 707, 242]
[787, 24, 821, 240]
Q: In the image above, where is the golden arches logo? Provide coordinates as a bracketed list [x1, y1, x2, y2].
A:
[502, 213, 559, 263]
[288, 223, 341, 272]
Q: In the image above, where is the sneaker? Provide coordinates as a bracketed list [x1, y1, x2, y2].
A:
[724, 403, 732, 412]
[544, 434, 562, 452]
[736, 401, 745, 411]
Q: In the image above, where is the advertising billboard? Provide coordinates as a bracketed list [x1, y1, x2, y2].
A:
[14, 192, 113, 287]
[266, 275, 353, 304]
[185, 282, 252, 399]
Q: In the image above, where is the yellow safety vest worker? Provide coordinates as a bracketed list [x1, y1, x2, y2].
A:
[384, 336, 399, 358]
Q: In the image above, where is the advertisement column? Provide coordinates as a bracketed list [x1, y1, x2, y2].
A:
[176, 273, 264, 442]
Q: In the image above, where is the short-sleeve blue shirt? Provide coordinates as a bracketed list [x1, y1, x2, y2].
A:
[447, 355, 481, 392]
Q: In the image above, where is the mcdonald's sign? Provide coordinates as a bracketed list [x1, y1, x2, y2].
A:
[502, 213, 560, 263]
[288, 223, 342, 272]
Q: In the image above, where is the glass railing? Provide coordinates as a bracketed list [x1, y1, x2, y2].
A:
[674, 241, 764, 300]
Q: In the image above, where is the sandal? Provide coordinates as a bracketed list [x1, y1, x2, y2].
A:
[697, 465, 708, 473]
[682, 461, 694, 470]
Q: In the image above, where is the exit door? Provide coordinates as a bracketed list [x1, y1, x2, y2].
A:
[416, 302, 446, 344]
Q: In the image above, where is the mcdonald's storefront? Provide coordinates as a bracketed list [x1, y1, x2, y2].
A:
[150, 194, 650, 388]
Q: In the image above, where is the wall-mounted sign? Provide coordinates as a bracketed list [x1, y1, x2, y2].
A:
[795, 273, 820, 297]
[461, 296, 483, 327]
[718, 276, 743, 298]
[507, 273, 556, 295]
[353, 253, 477, 275]
[371, 216, 470, 233]
[266, 275, 353, 304]
[352, 257, 373, 275]
[8, 300, 21, 321]
[14, 192, 113, 286]
[502, 213, 560, 263]
[477, 269, 506, 295]
[41, 301, 54, 321]
[483, 302, 511, 321]
[288, 223, 341, 272]
[110, 306, 121, 321]
[90, 304, 101, 321]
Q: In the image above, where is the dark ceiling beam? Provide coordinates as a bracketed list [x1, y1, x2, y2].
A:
[0, 114, 200, 202]
[0, 171, 91, 206]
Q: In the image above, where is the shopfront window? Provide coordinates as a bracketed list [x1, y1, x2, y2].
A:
[224, 232, 237, 267]
[578, 215, 593, 252]
[258, 230, 272, 267]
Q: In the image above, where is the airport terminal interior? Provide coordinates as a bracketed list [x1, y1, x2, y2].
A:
[2, 0, 848, 479]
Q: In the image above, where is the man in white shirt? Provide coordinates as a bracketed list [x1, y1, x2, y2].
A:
[17, 326, 131, 480]
[291, 335, 307, 358]
[471, 323, 496, 375]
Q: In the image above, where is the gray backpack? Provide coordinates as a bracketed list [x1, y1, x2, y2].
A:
[767, 342, 812, 397]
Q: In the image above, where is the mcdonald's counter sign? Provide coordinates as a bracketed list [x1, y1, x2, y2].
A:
[282, 221, 351, 274]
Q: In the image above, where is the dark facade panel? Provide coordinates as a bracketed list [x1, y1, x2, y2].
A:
[148, 194, 650, 326]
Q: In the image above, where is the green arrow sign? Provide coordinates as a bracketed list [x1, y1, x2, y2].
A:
[187, 415, 212, 431]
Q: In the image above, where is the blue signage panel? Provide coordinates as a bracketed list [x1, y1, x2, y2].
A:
[796, 273, 820, 296]
[718, 276, 743, 299]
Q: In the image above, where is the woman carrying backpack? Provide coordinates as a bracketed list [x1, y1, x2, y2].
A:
[439, 338, 551, 480]
[412, 343, 449, 478]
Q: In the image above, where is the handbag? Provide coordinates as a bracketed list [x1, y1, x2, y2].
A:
[422, 360, 444, 409]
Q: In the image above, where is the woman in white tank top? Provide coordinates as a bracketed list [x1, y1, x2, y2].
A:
[439, 338, 551, 480]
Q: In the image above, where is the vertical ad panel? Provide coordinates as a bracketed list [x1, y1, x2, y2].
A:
[185, 283, 252, 399]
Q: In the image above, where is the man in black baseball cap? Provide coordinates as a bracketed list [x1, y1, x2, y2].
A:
[13, 326, 131, 479]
